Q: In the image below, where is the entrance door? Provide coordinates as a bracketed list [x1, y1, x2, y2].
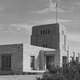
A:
[1, 54, 11, 71]
[46, 55, 54, 69]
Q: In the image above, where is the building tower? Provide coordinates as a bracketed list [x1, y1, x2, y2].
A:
[31, 23, 67, 67]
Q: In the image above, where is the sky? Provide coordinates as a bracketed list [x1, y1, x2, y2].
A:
[0, 0, 80, 51]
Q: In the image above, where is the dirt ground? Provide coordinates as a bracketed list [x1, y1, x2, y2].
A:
[0, 74, 42, 80]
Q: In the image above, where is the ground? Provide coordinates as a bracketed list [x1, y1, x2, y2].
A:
[0, 75, 42, 80]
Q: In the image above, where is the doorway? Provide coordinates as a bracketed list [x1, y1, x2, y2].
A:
[1, 54, 11, 71]
[46, 55, 54, 69]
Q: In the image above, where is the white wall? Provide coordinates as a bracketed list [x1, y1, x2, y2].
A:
[23, 44, 56, 72]
[59, 23, 67, 67]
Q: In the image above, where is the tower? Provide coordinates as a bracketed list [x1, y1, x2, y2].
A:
[31, 23, 67, 67]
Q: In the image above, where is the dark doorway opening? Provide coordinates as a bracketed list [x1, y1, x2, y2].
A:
[46, 55, 54, 69]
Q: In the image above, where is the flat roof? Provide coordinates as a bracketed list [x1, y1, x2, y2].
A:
[24, 44, 56, 51]
[32, 23, 59, 28]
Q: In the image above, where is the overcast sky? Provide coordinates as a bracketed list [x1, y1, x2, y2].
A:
[0, 0, 80, 51]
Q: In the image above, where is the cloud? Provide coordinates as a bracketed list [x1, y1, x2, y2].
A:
[10, 24, 32, 29]
[0, 8, 4, 11]
[67, 33, 80, 42]
[10, 24, 33, 35]
[10, 24, 33, 44]
[10, 18, 71, 32]
[0, 6, 5, 11]
[10, 19, 71, 34]
[74, 1, 80, 6]
[0, 24, 7, 30]
[0, 7, 5, 13]
[33, 0, 65, 14]
[33, 18, 71, 25]
[71, 1, 80, 10]
[67, 32, 80, 50]
[0, 7, 5, 16]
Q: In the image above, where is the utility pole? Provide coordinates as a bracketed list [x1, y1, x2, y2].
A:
[49, 0, 58, 23]
[56, 1, 58, 23]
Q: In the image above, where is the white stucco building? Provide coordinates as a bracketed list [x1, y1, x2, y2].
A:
[23, 44, 56, 72]
[31, 23, 68, 68]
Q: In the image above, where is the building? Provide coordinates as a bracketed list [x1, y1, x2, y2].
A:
[0, 43, 23, 74]
[0, 43, 79, 74]
[23, 44, 56, 72]
[0, 23, 68, 74]
[0, 43, 57, 74]
[31, 23, 68, 67]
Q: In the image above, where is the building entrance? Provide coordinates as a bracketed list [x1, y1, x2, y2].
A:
[1, 54, 11, 71]
[46, 55, 54, 69]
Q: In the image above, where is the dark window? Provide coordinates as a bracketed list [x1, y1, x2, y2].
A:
[43, 30, 45, 35]
[1, 54, 11, 71]
[63, 56, 67, 64]
[45, 29, 47, 34]
[30, 56, 35, 70]
[47, 29, 50, 34]
[41, 30, 43, 35]
[41, 28, 50, 35]
[76, 57, 79, 62]
[42, 43, 47, 48]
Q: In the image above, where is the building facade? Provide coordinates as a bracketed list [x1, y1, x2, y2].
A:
[31, 23, 59, 49]
[0, 43, 23, 74]
[0, 23, 68, 74]
[31, 23, 68, 67]
[0, 43, 57, 74]
[23, 44, 56, 72]
[0, 43, 79, 74]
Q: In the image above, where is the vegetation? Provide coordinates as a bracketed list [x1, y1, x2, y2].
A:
[37, 57, 80, 80]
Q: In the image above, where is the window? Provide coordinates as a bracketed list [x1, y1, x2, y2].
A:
[41, 30, 42, 35]
[40, 28, 50, 35]
[63, 35, 66, 50]
[1, 54, 11, 71]
[30, 56, 35, 70]
[43, 30, 45, 35]
[47, 29, 50, 34]
[76, 57, 79, 62]
[62, 30, 64, 35]
[42, 43, 47, 48]
[63, 56, 67, 64]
